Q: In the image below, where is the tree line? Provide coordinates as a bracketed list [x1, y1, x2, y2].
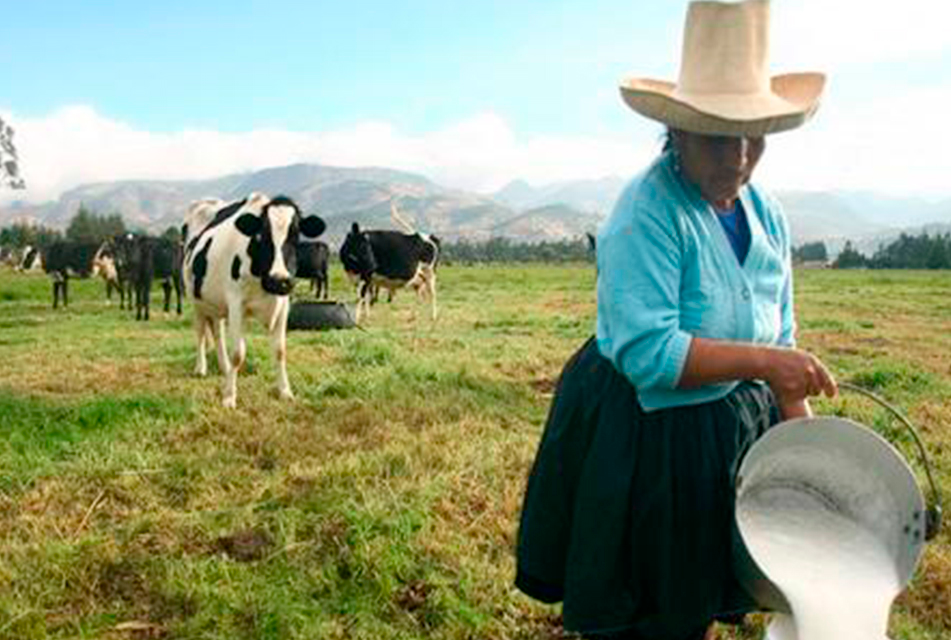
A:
[439, 236, 595, 264]
[797, 233, 951, 270]
[0, 205, 181, 249]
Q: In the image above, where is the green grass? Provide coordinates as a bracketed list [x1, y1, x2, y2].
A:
[0, 266, 948, 639]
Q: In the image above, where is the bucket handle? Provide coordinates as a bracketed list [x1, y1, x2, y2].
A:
[839, 382, 943, 541]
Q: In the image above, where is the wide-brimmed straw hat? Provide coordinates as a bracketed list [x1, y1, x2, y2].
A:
[620, 0, 825, 136]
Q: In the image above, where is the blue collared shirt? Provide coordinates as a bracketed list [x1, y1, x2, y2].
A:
[596, 151, 797, 412]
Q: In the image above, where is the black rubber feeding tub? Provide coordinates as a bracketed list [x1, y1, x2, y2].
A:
[287, 301, 356, 331]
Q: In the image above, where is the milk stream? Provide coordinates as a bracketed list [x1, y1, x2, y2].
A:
[738, 485, 900, 640]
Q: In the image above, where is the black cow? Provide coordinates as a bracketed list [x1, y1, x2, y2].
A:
[339, 223, 439, 322]
[43, 241, 103, 308]
[109, 233, 184, 320]
[151, 236, 185, 316]
[296, 240, 330, 299]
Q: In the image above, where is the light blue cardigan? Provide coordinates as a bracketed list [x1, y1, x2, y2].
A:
[596, 151, 796, 412]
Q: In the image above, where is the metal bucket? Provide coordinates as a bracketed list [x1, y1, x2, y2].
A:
[734, 385, 942, 639]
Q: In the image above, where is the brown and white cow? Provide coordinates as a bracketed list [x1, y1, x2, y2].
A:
[182, 193, 326, 408]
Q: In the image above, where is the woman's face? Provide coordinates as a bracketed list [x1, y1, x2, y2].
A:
[674, 131, 765, 209]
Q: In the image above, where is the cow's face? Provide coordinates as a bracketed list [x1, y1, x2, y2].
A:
[236, 196, 325, 296]
[339, 223, 376, 278]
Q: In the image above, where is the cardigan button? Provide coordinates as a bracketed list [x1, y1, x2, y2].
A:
[742, 288, 751, 300]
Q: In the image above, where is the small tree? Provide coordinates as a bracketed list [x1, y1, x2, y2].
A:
[0, 116, 25, 190]
[66, 205, 126, 244]
[162, 225, 182, 244]
[0, 221, 61, 248]
[833, 241, 866, 269]
[793, 241, 828, 263]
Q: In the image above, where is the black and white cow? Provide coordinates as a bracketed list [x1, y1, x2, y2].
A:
[17, 245, 44, 272]
[296, 240, 330, 300]
[183, 193, 326, 408]
[339, 223, 440, 322]
[43, 240, 104, 308]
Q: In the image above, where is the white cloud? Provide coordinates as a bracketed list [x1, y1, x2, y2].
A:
[759, 83, 951, 197]
[771, 0, 951, 72]
[0, 106, 650, 205]
[1, 85, 949, 210]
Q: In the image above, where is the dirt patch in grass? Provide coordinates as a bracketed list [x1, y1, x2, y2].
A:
[394, 579, 431, 613]
[215, 528, 275, 562]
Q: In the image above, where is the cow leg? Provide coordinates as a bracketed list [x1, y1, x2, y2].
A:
[427, 270, 438, 321]
[212, 318, 230, 378]
[144, 280, 151, 321]
[356, 280, 373, 323]
[222, 305, 246, 409]
[270, 301, 293, 400]
[175, 273, 184, 315]
[193, 314, 210, 376]
[62, 277, 69, 308]
[162, 280, 172, 313]
[51, 279, 60, 309]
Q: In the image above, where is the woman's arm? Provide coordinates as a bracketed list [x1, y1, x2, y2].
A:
[678, 336, 835, 418]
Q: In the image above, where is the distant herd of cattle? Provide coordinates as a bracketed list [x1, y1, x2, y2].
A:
[1, 193, 442, 406]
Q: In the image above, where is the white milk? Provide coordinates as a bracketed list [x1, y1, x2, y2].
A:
[737, 483, 901, 640]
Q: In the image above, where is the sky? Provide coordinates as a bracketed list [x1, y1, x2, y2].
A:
[1, 0, 950, 207]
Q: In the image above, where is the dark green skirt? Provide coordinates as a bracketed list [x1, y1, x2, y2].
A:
[515, 338, 781, 640]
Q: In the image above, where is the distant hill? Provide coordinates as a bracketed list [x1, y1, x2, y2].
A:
[490, 177, 951, 250]
[490, 203, 601, 242]
[3, 163, 950, 251]
[492, 176, 627, 215]
[0, 164, 559, 245]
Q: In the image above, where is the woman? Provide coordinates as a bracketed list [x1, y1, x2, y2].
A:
[515, 2, 837, 639]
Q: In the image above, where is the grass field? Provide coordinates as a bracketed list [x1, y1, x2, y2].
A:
[0, 265, 948, 640]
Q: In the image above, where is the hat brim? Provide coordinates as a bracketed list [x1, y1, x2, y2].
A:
[619, 72, 825, 136]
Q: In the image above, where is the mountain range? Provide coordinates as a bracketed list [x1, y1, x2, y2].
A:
[2, 163, 950, 254]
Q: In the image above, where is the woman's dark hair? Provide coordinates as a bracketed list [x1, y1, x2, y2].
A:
[662, 127, 678, 152]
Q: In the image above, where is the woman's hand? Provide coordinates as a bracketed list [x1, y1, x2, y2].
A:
[680, 339, 838, 408]
[761, 346, 837, 406]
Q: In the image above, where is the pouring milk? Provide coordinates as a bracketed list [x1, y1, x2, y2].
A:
[733, 415, 938, 640]
[738, 482, 900, 640]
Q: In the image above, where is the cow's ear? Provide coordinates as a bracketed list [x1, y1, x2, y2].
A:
[235, 213, 263, 237]
[351, 222, 360, 234]
[300, 215, 326, 239]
